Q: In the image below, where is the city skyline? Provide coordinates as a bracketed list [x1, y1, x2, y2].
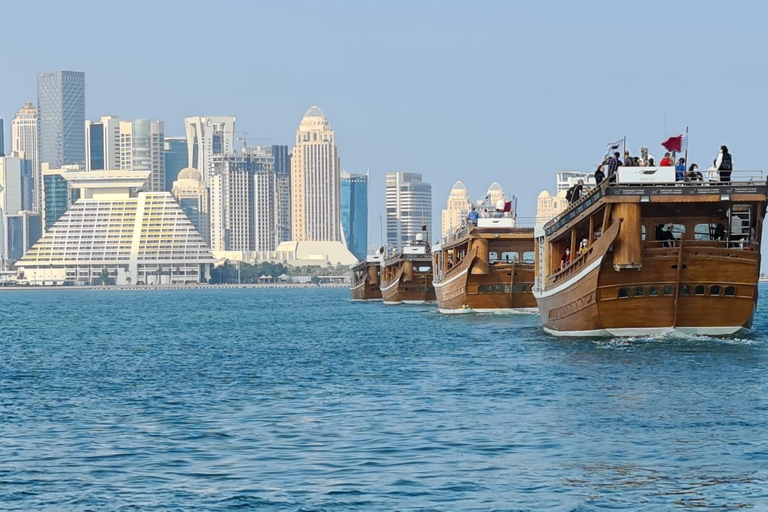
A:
[1, 1, 767, 241]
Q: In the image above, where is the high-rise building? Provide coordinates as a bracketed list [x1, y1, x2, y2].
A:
[42, 163, 81, 230]
[0, 156, 34, 259]
[17, 170, 214, 286]
[37, 71, 86, 169]
[4, 211, 42, 261]
[11, 103, 39, 212]
[272, 144, 291, 243]
[441, 180, 472, 237]
[85, 115, 120, 171]
[164, 137, 188, 191]
[340, 171, 368, 260]
[171, 167, 209, 245]
[119, 119, 165, 191]
[385, 171, 432, 251]
[184, 116, 235, 185]
[291, 106, 341, 242]
[0, 118, 4, 156]
[208, 150, 278, 252]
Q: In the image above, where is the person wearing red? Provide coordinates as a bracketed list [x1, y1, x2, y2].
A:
[660, 152, 674, 167]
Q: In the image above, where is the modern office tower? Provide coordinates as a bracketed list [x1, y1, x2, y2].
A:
[164, 137, 188, 191]
[11, 103, 39, 212]
[291, 106, 341, 242]
[208, 150, 277, 252]
[4, 212, 42, 261]
[42, 163, 81, 229]
[17, 171, 214, 286]
[85, 115, 120, 171]
[171, 167, 209, 245]
[37, 71, 86, 169]
[441, 180, 472, 237]
[0, 118, 4, 156]
[340, 171, 368, 260]
[119, 119, 165, 191]
[272, 144, 291, 243]
[385, 171, 432, 251]
[184, 116, 235, 184]
[0, 156, 34, 259]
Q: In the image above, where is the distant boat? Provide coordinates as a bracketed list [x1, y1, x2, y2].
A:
[432, 216, 537, 314]
[533, 163, 767, 336]
[350, 253, 383, 301]
[380, 233, 436, 305]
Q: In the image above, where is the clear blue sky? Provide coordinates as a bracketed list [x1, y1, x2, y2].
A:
[2, 0, 766, 243]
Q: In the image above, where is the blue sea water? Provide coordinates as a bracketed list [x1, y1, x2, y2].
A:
[1, 286, 768, 511]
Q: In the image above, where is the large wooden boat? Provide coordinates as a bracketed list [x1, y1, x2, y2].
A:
[533, 165, 767, 336]
[432, 217, 537, 313]
[350, 254, 383, 301]
[380, 234, 436, 304]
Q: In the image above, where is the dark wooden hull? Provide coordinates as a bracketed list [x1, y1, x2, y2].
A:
[535, 221, 759, 336]
[350, 260, 382, 301]
[434, 258, 537, 313]
[380, 260, 436, 304]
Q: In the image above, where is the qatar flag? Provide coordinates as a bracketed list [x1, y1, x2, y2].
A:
[662, 134, 687, 153]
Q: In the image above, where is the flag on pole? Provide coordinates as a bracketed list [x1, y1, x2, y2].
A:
[605, 138, 623, 155]
[661, 133, 686, 153]
[503, 201, 512, 212]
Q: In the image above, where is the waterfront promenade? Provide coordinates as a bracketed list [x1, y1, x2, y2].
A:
[0, 282, 348, 292]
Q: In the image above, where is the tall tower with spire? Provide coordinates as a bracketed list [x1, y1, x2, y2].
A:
[290, 106, 341, 242]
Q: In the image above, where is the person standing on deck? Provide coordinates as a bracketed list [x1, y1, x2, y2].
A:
[594, 165, 605, 185]
[467, 205, 479, 226]
[716, 145, 733, 182]
[607, 153, 620, 181]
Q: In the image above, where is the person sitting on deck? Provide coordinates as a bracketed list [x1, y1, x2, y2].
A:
[675, 158, 686, 181]
[685, 163, 702, 181]
[467, 205, 479, 226]
[561, 248, 571, 269]
[578, 239, 589, 255]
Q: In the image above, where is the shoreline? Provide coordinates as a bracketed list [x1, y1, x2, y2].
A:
[0, 283, 349, 292]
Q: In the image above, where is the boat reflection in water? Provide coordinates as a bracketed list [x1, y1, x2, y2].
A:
[533, 165, 767, 336]
[380, 233, 436, 305]
[432, 215, 537, 314]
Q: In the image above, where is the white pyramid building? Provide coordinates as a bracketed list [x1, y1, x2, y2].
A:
[16, 171, 215, 285]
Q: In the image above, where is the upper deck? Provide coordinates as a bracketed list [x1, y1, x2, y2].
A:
[542, 167, 767, 238]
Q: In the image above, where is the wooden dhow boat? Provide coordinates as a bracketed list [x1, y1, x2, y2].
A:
[432, 216, 537, 313]
[380, 233, 436, 304]
[350, 253, 383, 301]
[533, 165, 767, 336]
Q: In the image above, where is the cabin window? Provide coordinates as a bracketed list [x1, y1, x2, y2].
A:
[477, 285, 484, 294]
[495, 285, 502, 293]
[725, 286, 736, 297]
[618, 288, 629, 299]
[694, 285, 706, 295]
[633, 286, 644, 297]
[523, 251, 535, 263]
[485, 285, 494, 293]
[501, 252, 519, 262]
[522, 284, 528, 292]
[504, 285, 510, 293]
[695, 223, 718, 241]
[710, 285, 721, 296]
[663, 285, 675, 296]
[648, 286, 659, 296]
[489, 251, 499, 262]
[641, 225, 646, 241]
[512, 284, 521, 293]
[680, 284, 690, 296]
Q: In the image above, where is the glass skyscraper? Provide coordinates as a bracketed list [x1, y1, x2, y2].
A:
[341, 171, 368, 260]
[37, 71, 86, 169]
[164, 137, 188, 191]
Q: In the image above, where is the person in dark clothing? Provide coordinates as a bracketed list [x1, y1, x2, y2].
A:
[685, 163, 702, 181]
[594, 165, 605, 185]
[713, 218, 728, 241]
[566, 179, 584, 204]
[655, 224, 676, 247]
[717, 145, 733, 182]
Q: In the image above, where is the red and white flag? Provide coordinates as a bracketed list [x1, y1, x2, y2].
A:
[661, 133, 687, 153]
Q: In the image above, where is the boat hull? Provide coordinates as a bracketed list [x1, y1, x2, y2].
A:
[434, 265, 538, 314]
[380, 263, 436, 304]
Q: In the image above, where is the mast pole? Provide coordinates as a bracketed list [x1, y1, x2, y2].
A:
[683, 126, 689, 177]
